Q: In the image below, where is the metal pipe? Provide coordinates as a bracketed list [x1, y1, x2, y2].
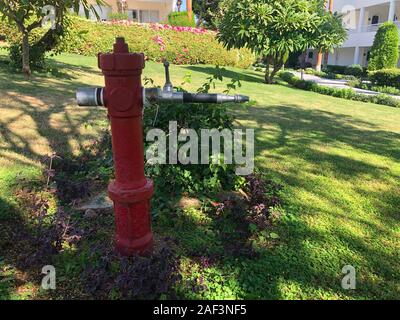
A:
[144, 87, 249, 105]
[76, 87, 104, 106]
[77, 87, 250, 107]
[163, 61, 174, 92]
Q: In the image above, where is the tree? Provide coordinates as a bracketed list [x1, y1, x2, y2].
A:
[192, 0, 221, 29]
[0, 0, 103, 75]
[368, 22, 399, 71]
[217, 0, 346, 83]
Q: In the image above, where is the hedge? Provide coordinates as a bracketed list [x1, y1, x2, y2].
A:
[168, 11, 195, 27]
[0, 15, 253, 68]
[279, 71, 400, 108]
[369, 69, 400, 89]
[323, 65, 347, 74]
[345, 64, 364, 77]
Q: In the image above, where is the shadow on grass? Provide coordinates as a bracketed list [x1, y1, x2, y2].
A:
[0, 59, 106, 168]
[226, 104, 400, 298]
[0, 195, 46, 300]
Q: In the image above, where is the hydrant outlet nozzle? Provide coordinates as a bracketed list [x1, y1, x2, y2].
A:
[76, 87, 104, 107]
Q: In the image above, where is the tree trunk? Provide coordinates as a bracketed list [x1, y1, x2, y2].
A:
[264, 55, 273, 84]
[22, 32, 31, 76]
[315, 50, 323, 72]
[264, 54, 284, 84]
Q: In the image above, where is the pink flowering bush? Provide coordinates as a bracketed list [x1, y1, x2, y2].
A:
[57, 16, 254, 68]
[151, 35, 166, 52]
[104, 20, 211, 35]
[149, 23, 211, 35]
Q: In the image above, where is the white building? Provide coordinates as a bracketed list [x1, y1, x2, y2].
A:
[78, 0, 177, 23]
[307, 0, 400, 68]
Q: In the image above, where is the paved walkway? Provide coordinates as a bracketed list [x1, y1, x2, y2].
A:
[292, 71, 400, 100]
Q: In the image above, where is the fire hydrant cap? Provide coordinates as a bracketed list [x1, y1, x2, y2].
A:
[98, 37, 145, 72]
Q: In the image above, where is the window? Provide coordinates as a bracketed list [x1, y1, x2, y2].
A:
[139, 10, 159, 23]
[308, 52, 314, 59]
[371, 15, 379, 25]
[128, 10, 138, 21]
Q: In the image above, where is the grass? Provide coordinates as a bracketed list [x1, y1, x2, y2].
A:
[0, 49, 399, 299]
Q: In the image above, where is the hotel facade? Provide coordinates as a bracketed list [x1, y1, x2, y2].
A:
[307, 0, 400, 68]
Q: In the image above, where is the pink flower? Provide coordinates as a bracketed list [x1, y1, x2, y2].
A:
[100, 20, 214, 35]
[152, 35, 166, 51]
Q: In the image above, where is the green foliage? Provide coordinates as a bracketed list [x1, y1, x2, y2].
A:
[304, 68, 325, 77]
[5, 25, 47, 70]
[369, 68, 400, 89]
[168, 11, 195, 27]
[193, 0, 221, 29]
[347, 78, 362, 88]
[314, 11, 348, 53]
[107, 12, 129, 21]
[323, 64, 347, 74]
[56, 16, 254, 68]
[0, 0, 104, 73]
[345, 64, 364, 77]
[370, 85, 400, 96]
[348, 78, 400, 96]
[217, 0, 346, 83]
[368, 22, 399, 71]
[279, 71, 296, 83]
[280, 72, 400, 108]
[144, 102, 240, 196]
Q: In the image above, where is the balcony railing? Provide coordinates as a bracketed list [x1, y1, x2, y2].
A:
[359, 21, 400, 32]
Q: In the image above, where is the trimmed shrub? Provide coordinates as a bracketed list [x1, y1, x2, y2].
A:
[345, 64, 364, 77]
[369, 69, 400, 89]
[347, 78, 362, 88]
[55, 16, 254, 68]
[108, 12, 129, 21]
[279, 71, 296, 83]
[370, 85, 400, 96]
[168, 11, 195, 27]
[279, 71, 400, 108]
[323, 65, 347, 74]
[368, 22, 399, 71]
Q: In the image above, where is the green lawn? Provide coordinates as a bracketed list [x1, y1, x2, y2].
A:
[1, 51, 399, 299]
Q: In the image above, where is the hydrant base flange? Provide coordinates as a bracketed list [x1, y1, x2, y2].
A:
[108, 179, 154, 255]
[115, 231, 154, 256]
[108, 179, 154, 204]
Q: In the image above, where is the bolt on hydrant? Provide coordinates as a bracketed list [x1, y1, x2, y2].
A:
[76, 37, 249, 256]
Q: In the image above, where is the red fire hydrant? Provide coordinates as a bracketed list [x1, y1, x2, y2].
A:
[99, 37, 153, 255]
[76, 37, 249, 256]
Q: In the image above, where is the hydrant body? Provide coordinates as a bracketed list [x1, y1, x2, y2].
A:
[99, 38, 153, 255]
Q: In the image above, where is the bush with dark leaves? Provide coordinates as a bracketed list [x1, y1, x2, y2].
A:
[81, 240, 180, 300]
[15, 189, 83, 268]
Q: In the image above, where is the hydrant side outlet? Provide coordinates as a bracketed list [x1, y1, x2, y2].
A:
[98, 37, 153, 255]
